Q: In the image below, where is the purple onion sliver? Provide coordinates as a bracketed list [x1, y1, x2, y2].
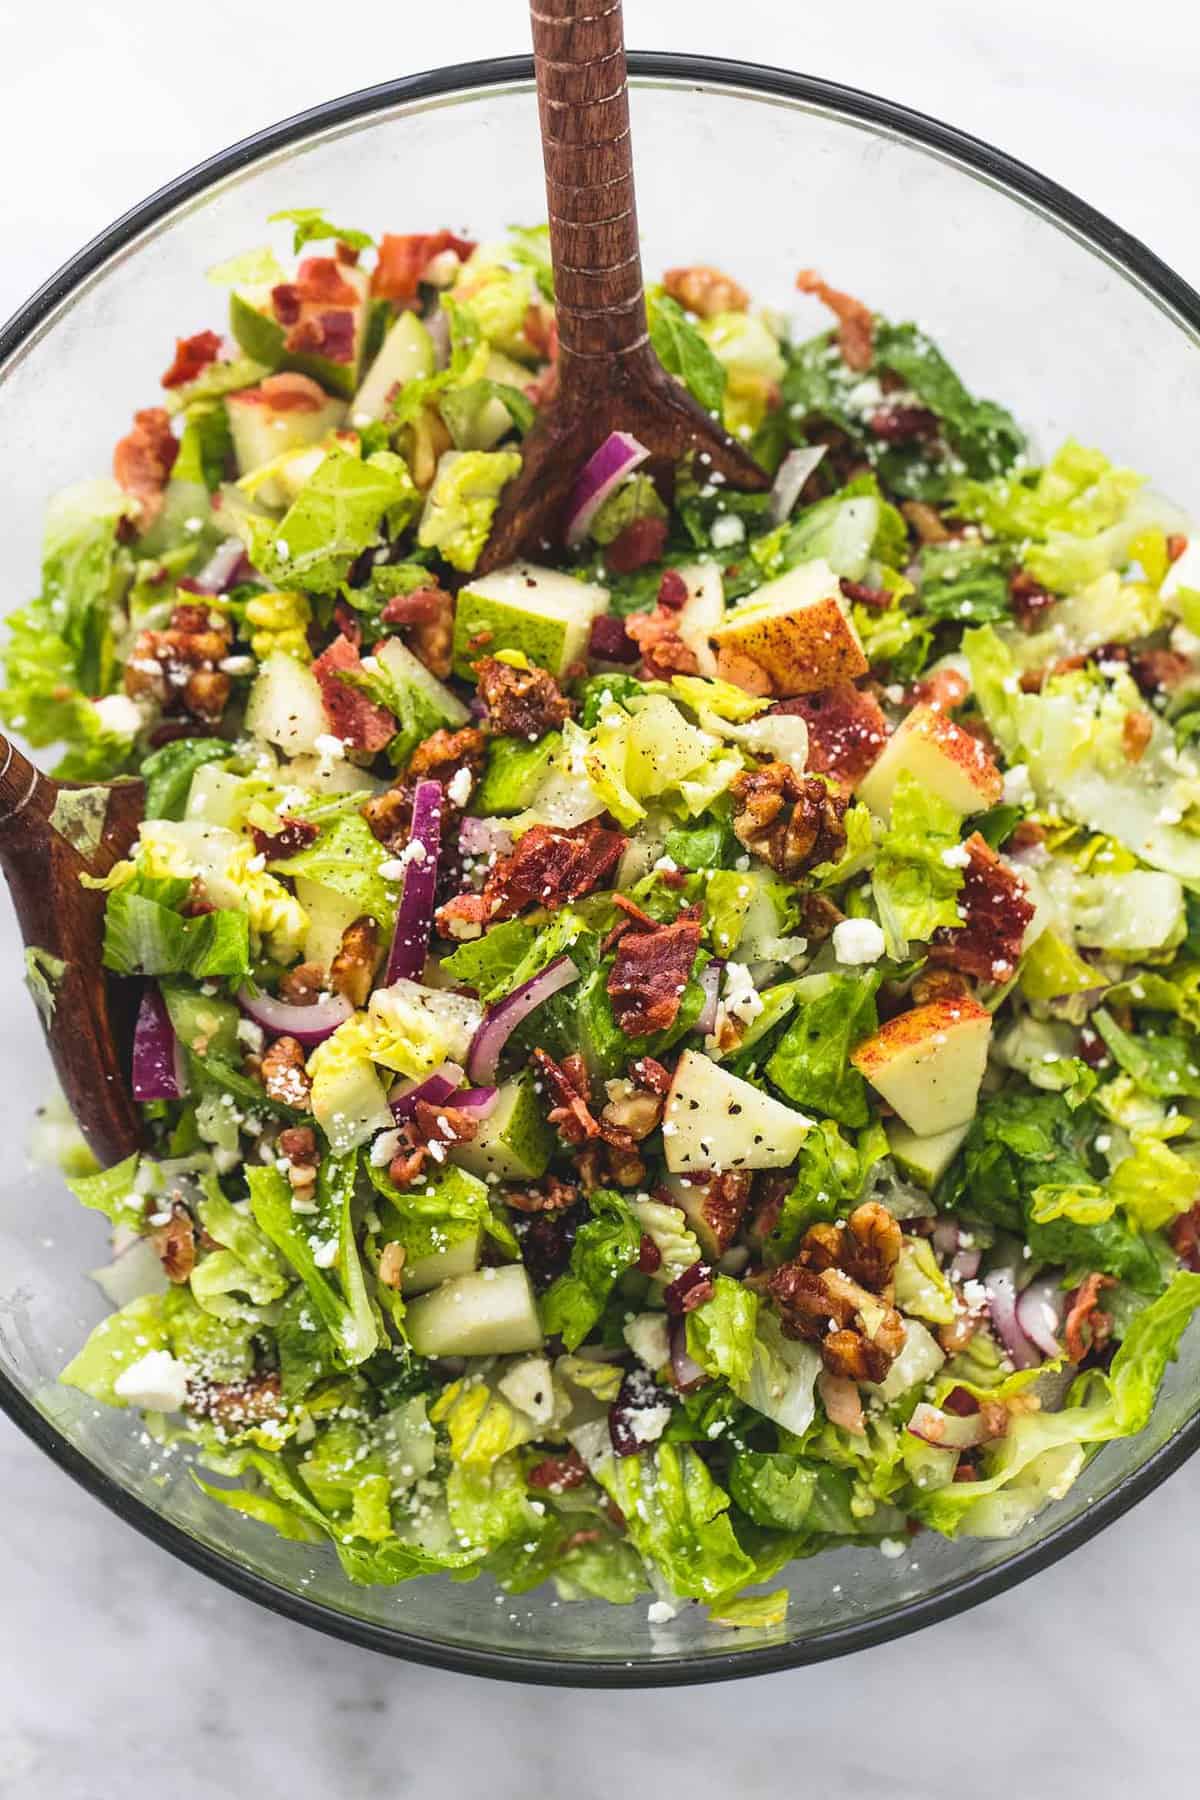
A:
[131, 986, 183, 1102]
[565, 431, 650, 548]
[466, 955, 581, 1085]
[983, 1266, 1042, 1369]
[668, 1317, 708, 1393]
[389, 1063, 465, 1121]
[931, 1219, 960, 1260]
[1014, 1275, 1066, 1359]
[459, 815, 514, 859]
[950, 1247, 982, 1284]
[695, 961, 723, 1038]
[237, 984, 353, 1047]
[385, 778, 443, 984]
[767, 444, 828, 525]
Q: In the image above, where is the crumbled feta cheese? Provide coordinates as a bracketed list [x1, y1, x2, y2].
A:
[1002, 763, 1034, 807]
[218, 654, 255, 676]
[236, 1018, 265, 1054]
[311, 1239, 338, 1269]
[879, 1537, 907, 1560]
[832, 917, 886, 964]
[623, 1313, 671, 1372]
[647, 1599, 678, 1625]
[113, 1351, 190, 1413]
[92, 693, 143, 738]
[710, 514, 746, 550]
[940, 843, 972, 869]
[313, 732, 346, 763]
[446, 766, 473, 809]
[369, 1128, 404, 1168]
[628, 1403, 672, 1445]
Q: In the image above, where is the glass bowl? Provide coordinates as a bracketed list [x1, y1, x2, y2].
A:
[2, 53, 1199, 1688]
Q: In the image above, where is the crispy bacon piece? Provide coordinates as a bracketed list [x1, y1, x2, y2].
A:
[113, 407, 178, 528]
[371, 231, 477, 304]
[730, 761, 848, 877]
[1168, 533, 1190, 564]
[295, 256, 361, 306]
[663, 265, 749, 318]
[312, 635, 395, 753]
[606, 905, 703, 1037]
[775, 684, 888, 789]
[379, 587, 455, 679]
[605, 515, 669, 576]
[1064, 1273, 1117, 1363]
[630, 1055, 672, 1096]
[475, 656, 570, 738]
[161, 329, 223, 389]
[532, 1047, 600, 1144]
[283, 310, 356, 363]
[191, 1370, 285, 1433]
[250, 816, 320, 860]
[928, 832, 1035, 983]
[442, 817, 626, 929]
[234, 371, 329, 413]
[796, 269, 874, 372]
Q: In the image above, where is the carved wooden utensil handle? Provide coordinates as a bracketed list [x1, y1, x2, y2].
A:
[0, 734, 143, 1167]
[531, 0, 648, 373]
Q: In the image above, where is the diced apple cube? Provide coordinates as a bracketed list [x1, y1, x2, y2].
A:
[710, 559, 868, 696]
[858, 704, 1003, 818]
[851, 997, 992, 1137]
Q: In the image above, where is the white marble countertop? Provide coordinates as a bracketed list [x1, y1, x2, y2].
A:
[2, 2, 1199, 1791]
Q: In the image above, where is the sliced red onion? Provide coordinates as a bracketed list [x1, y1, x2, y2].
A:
[668, 1318, 708, 1393]
[385, 779, 443, 984]
[565, 431, 650, 548]
[237, 984, 353, 1046]
[695, 961, 724, 1037]
[589, 613, 639, 664]
[459, 816, 514, 859]
[189, 537, 248, 595]
[456, 1085, 499, 1117]
[984, 1266, 1041, 1370]
[931, 1219, 960, 1261]
[907, 1401, 985, 1450]
[1015, 1276, 1066, 1359]
[466, 955, 580, 1084]
[389, 1062, 465, 1121]
[951, 1247, 982, 1284]
[767, 445, 828, 526]
[132, 987, 186, 1102]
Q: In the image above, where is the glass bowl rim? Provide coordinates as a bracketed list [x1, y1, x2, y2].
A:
[3, 50, 1199, 1688]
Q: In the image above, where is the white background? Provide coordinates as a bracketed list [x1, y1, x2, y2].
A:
[1, 2, 1198, 1794]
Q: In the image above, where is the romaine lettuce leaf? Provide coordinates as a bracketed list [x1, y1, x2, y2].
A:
[595, 1441, 756, 1601]
[685, 1275, 758, 1387]
[140, 738, 231, 822]
[540, 1188, 642, 1351]
[872, 770, 964, 957]
[248, 1158, 380, 1365]
[766, 971, 880, 1128]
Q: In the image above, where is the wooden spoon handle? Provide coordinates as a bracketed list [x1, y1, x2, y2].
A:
[0, 734, 53, 838]
[530, 0, 648, 366]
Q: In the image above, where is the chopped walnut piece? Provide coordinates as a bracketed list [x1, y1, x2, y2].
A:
[378, 1242, 407, 1290]
[150, 1201, 195, 1284]
[475, 656, 570, 738]
[730, 761, 847, 877]
[380, 585, 455, 677]
[900, 499, 950, 544]
[505, 1176, 579, 1214]
[1122, 709, 1154, 763]
[759, 1200, 905, 1381]
[278, 962, 326, 1005]
[600, 1086, 664, 1142]
[329, 916, 379, 1008]
[260, 1036, 312, 1111]
[663, 264, 749, 317]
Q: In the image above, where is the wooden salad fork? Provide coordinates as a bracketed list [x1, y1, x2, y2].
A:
[0, 738, 144, 1166]
[1, 0, 767, 1169]
[477, 0, 769, 570]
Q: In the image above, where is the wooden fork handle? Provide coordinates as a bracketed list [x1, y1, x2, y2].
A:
[531, 0, 648, 368]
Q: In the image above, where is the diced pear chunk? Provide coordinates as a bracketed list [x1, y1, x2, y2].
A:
[663, 1050, 811, 1172]
[405, 1264, 544, 1357]
[710, 559, 867, 696]
[858, 704, 1003, 818]
[885, 1118, 970, 1189]
[851, 998, 992, 1137]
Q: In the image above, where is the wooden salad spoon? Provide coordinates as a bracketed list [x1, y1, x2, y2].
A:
[0, 739, 144, 1166]
[477, 0, 769, 571]
[1, 0, 767, 1169]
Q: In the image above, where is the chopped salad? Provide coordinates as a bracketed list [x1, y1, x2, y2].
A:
[13, 213, 1200, 1627]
